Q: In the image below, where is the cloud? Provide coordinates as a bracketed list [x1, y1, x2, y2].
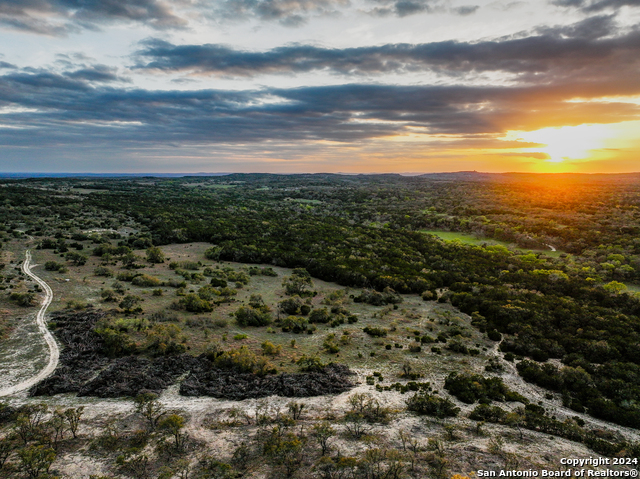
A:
[363, 0, 478, 16]
[0, 0, 186, 36]
[208, 0, 350, 26]
[535, 13, 617, 39]
[1, 15, 639, 156]
[1, 65, 639, 151]
[366, 0, 443, 16]
[134, 17, 638, 83]
[452, 5, 479, 15]
[66, 65, 129, 83]
[551, 0, 640, 12]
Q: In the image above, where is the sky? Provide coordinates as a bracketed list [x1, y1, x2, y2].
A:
[0, 0, 639, 173]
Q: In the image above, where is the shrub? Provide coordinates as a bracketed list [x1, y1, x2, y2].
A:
[9, 292, 35, 307]
[296, 355, 327, 372]
[145, 246, 165, 264]
[116, 271, 139, 282]
[447, 340, 468, 354]
[487, 330, 502, 341]
[406, 392, 459, 418]
[261, 341, 282, 356]
[94, 266, 113, 277]
[95, 327, 137, 357]
[363, 326, 387, 337]
[353, 288, 402, 306]
[282, 268, 314, 296]
[329, 316, 345, 328]
[178, 293, 213, 313]
[444, 372, 528, 404]
[131, 274, 161, 287]
[197, 285, 220, 302]
[225, 270, 250, 285]
[65, 251, 87, 265]
[234, 305, 272, 327]
[348, 393, 392, 424]
[469, 404, 508, 422]
[44, 260, 62, 271]
[421, 290, 436, 301]
[309, 307, 331, 324]
[100, 288, 119, 302]
[323, 339, 340, 354]
[18, 445, 56, 478]
[278, 296, 303, 315]
[280, 315, 308, 333]
[171, 260, 199, 270]
[247, 266, 278, 277]
[213, 346, 275, 375]
[146, 324, 186, 356]
[119, 294, 143, 314]
[209, 277, 228, 288]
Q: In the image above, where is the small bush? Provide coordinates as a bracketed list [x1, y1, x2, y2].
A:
[261, 341, 282, 356]
[94, 266, 113, 277]
[487, 330, 502, 341]
[146, 323, 187, 356]
[309, 307, 331, 324]
[9, 292, 36, 307]
[363, 326, 387, 337]
[178, 294, 213, 313]
[45, 260, 63, 271]
[234, 305, 272, 327]
[444, 372, 528, 404]
[132, 274, 162, 287]
[406, 392, 459, 417]
[214, 346, 276, 375]
[278, 296, 303, 316]
[296, 355, 326, 372]
[280, 315, 308, 333]
[469, 404, 507, 422]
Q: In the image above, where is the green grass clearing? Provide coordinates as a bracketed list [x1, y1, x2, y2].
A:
[420, 230, 562, 258]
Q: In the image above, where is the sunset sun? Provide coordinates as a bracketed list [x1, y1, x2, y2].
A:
[515, 124, 615, 164]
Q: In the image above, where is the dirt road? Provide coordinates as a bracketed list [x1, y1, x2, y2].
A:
[0, 250, 59, 397]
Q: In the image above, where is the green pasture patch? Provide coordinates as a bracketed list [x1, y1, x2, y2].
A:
[284, 198, 322, 205]
[420, 230, 562, 257]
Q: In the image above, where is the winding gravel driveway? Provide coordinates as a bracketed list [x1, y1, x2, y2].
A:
[0, 250, 59, 397]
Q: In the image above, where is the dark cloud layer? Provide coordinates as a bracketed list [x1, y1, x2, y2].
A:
[0, 0, 185, 35]
[1, 55, 639, 149]
[210, 0, 350, 26]
[0, 0, 354, 34]
[134, 16, 638, 84]
[551, 0, 640, 12]
[365, 0, 446, 16]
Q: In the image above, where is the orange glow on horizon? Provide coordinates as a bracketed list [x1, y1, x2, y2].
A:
[503, 121, 640, 173]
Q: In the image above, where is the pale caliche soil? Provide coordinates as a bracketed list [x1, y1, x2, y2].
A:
[0, 249, 59, 397]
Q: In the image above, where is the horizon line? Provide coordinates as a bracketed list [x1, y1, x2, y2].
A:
[2, 170, 640, 179]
